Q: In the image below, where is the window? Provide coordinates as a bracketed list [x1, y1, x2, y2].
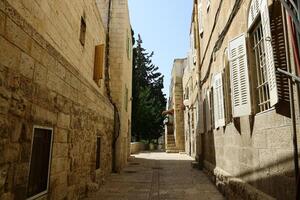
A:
[80, 16, 86, 46]
[27, 127, 53, 199]
[247, 0, 290, 115]
[205, 89, 213, 131]
[198, 0, 204, 35]
[96, 137, 101, 170]
[223, 49, 232, 123]
[125, 87, 128, 112]
[94, 44, 105, 83]
[250, 22, 271, 112]
[206, 0, 211, 11]
[213, 72, 225, 128]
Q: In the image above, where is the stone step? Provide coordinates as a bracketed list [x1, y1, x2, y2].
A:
[166, 149, 180, 153]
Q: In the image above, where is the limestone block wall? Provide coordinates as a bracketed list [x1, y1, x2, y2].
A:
[0, 0, 115, 199]
[108, 0, 133, 171]
[196, 0, 300, 199]
[6, 0, 107, 96]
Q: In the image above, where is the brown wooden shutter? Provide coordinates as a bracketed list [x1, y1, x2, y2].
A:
[94, 44, 105, 82]
[270, 0, 290, 117]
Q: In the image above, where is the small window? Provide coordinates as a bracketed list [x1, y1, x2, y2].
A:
[27, 127, 53, 199]
[206, 0, 211, 11]
[94, 44, 105, 83]
[80, 16, 86, 46]
[96, 137, 101, 170]
[198, 0, 204, 35]
[125, 87, 128, 112]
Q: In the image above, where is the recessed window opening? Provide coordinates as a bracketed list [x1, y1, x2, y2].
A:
[251, 21, 271, 112]
[27, 126, 53, 200]
[80, 16, 86, 46]
[96, 137, 101, 170]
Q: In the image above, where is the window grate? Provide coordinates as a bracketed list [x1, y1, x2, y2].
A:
[252, 22, 271, 112]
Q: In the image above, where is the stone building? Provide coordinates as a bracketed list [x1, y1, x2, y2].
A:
[164, 59, 186, 153]
[190, 0, 300, 199]
[0, 0, 132, 199]
[182, 19, 202, 159]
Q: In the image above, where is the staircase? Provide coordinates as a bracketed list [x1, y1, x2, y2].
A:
[166, 134, 179, 153]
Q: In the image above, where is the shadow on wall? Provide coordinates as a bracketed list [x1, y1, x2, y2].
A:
[201, 129, 298, 200]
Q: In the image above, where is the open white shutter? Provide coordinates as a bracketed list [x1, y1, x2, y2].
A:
[248, 0, 261, 28]
[228, 34, 251, 117]
[199, 99, 205, 134]
[218, 74, 225, 126]
[205, 90, 211, 131]
[213, 73, 225, 128]
[260, 0, 278, 106]
[198, 0, 204, 34]
[206, 0, 211, 10]
[213, 76, 219, 128]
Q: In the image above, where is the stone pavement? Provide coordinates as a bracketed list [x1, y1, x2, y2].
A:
[86, 152, 225, 200]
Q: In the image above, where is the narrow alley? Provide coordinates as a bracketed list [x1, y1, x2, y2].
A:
[86, 152, 224, 200]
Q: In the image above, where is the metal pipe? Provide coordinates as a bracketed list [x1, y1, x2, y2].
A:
[277, 68, 300, 83]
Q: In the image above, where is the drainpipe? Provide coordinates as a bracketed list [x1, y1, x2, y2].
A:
[104, 0, 121, 173]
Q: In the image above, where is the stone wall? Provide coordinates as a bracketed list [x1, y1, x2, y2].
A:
[195, 0, 300, 199]
[172, 59, 186, 151]
[108, 0, 133, 171]
[0, 0, 115, 199]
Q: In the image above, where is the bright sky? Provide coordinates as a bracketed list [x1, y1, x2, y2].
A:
[128, 0, 193, 97]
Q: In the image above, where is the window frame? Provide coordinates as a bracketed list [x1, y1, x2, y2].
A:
[26, 126, 53, 200]
[249, 20, 272, 113]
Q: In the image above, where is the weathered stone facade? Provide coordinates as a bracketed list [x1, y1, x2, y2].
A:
[189, 0, 300, 199]
[165, 59, 186, 152]
[0, 0, 132, 199]
[94, 0, 133, 172]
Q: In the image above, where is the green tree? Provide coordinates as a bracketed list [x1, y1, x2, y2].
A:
[131, 34, 166, 143]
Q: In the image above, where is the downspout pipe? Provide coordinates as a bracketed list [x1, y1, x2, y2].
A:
[105, 0, 121, 173]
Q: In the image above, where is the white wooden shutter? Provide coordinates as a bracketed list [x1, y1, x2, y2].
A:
[213, 77, 219, 128]
[198, 0, 203, 34]
[206, 0, 211, 10]
[217, 73, 225, 126]
[228, 34, 251, 117]
[260, 0, 278, 106]
[199, 99, 205, 134]
[213, 73, 225, 128]
[248, 0, 261, 28]
[205, 90, 211, 131]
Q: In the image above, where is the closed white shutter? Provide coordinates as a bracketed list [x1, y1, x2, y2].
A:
[213, 73, 225, 128]
[228, 34, 251, 117]
[260, 0, 278, 106]
[198, 0, 203, 34]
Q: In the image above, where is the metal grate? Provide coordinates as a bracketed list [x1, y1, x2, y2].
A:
[252, 22, 271, 112]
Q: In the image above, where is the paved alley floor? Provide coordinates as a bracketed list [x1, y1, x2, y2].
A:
[86, 152, 225, 200]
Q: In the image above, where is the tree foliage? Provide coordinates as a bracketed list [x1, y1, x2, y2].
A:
[131, 34, 166, 143]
